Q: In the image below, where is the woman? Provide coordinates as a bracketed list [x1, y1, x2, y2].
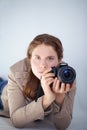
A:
[0, 34, 76, 129]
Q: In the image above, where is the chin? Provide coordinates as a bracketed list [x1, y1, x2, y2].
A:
[37, 75, 41, 80]
[34, 73, 41, 80]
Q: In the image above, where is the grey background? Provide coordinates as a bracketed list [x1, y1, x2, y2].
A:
[0, 0, 87, 130]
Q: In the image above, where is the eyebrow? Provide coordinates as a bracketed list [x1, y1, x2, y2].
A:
[34, 54, 55, 58]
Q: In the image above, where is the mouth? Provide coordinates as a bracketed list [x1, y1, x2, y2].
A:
[38, 70, 44, 73]
[39, 71, 43, 73]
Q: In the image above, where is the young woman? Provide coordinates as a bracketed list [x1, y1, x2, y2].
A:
[0, 34, 76, 129]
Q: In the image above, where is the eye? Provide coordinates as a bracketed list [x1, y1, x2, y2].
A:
[48, 56, 54, 61]
[35, 55, 40, 60]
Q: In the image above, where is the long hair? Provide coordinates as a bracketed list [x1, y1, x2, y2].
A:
[23, 34, 63, 100]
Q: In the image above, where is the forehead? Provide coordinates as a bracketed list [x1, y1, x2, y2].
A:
[32, 44, 57, 56]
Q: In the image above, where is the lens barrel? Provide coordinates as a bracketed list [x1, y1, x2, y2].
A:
[58, 66, 76, 84]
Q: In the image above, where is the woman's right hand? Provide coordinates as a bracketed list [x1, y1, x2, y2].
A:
[40, 68, 55, 110]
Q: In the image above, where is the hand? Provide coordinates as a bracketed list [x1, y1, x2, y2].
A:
[52, 78, 76, 94]
[40, 68, 55, 109]
[40, 68, 76, 108]
[52, 78, 76, 106]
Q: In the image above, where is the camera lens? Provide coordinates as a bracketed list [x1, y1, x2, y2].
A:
[58, 66, 76, 84]
[63, 69, 74, 80]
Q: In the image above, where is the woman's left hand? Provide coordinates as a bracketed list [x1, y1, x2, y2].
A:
[52, 78, 76, 106]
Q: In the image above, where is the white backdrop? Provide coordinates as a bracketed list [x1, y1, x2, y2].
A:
[0, 0, 87, 129]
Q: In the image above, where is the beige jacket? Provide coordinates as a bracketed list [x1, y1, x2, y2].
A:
[0, 58, 76, 129]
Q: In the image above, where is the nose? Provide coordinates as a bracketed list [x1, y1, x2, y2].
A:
[40, 60, 47, 69]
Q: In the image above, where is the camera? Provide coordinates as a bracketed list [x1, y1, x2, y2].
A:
[51, 62, 76, 84]
[35, 62, 76, 102]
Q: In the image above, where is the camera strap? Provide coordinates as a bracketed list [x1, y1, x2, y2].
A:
[35, 83, 44, 102]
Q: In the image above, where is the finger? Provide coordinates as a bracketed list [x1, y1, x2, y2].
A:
[71, 80, 76, 90]
[53, 78, 60, 92]
[41, 77, 54, 87]
[42, 68, 52, 75]
[46, 78, 54, 86]
[59, 83, 66, 93]
[43, 72, 55, 78]
[65, 83, 70, 92]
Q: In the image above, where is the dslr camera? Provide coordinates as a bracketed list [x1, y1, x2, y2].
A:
[35, 62, 76, 101]
[51, 62, 76, 84]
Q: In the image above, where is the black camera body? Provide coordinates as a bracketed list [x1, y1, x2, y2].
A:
[51, 62, 76, 84]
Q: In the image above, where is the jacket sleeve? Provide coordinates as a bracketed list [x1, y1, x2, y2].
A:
[7, 70, 44, 128]
[51, 87, 76, 130]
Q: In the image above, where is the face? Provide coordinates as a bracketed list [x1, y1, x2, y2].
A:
[30, 44, 60, 79]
